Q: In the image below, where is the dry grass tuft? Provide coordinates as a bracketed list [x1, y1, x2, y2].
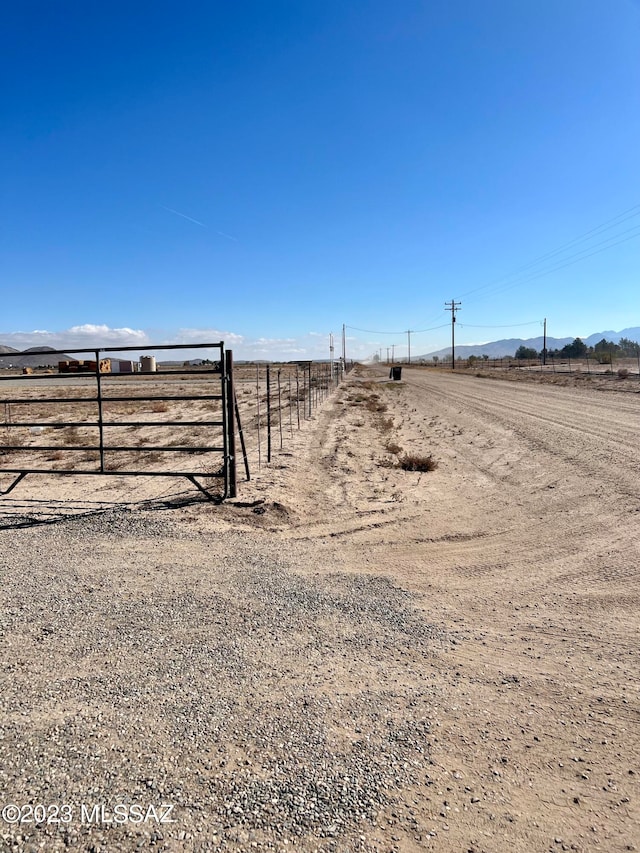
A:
[397, 453, 438, 472]
[0, 433, 25, 457]
[365, 395, 387, 413]
[62, 426, 85, 445]
[168, 436, 187, 447]
[384, 441, 402, 455]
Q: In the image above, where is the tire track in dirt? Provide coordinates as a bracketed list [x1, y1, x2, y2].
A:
[407, 371, 640, 453]
[399, 370, 640, 503]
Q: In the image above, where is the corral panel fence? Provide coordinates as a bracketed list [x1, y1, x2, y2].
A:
[0, 342, 238, 500]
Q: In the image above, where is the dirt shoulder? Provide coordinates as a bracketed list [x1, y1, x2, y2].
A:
[1, 365, 639, 853]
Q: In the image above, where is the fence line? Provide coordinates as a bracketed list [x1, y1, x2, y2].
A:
[397, 354, 640, 377]
[234, 360, 353, 475]
[1, 355, 354, 499]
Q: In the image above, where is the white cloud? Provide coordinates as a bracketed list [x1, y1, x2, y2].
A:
[0, 325, 351, 362]
[66, 324, 149, 344]
[171, 328, 245, 346]
[251, 337, 297, 346]
[1, 325, 150, 351]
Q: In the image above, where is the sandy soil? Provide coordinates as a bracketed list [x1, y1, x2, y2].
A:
[1, 365, 639, 852]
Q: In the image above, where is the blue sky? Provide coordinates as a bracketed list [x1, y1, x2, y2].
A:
[2, 0, 639, 360]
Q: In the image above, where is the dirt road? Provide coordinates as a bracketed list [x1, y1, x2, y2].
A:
[1, 365, 638, 852]
[235, 365, 640, 852]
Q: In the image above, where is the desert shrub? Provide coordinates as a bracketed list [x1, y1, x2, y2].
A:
[378, 458, 395, 469]
[62, 426, 88, 445]
[617, 368, 629, 379]
[365, 395, 387, 413]
[0, 433, 24, 457]
[397, 453, 438, 472]
[168, 436, 187, 447]
[385, 441, 402, 455]
[151, 401, 169, 413]
[378, 416, 394, 432]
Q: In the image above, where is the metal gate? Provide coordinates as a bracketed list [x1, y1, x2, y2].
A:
[0, 342, 238, 500]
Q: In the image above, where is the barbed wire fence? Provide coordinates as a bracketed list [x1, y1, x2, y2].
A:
[233, 360, 354, 479]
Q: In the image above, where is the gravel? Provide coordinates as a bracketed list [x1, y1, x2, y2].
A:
[1, 509, 448, 851]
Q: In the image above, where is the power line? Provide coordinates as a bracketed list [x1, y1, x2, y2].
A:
[346, 322, 449, 335]
[345, 204, 639, 346]
[458, 320, 542, 329]
[346, 325, 408, 335]
[472, 225, 640, 303]
[456, 202, 640, 303]
[413, 322, 451, 333]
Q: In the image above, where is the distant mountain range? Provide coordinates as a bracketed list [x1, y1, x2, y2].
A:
[0, 346, 72, 369]
[419, 326, 640, 360]
[2, 329, 639, 367]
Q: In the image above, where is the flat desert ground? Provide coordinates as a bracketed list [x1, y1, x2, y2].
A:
[1, 365, 639, 853]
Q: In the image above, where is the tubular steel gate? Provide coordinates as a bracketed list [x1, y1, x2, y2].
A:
[0, 343, 239, 500]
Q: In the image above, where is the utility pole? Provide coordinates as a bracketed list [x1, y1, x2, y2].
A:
[341, 324, 346, 367]
[386, 346, 389, 363]
[407, 330, 412, 364]
[445, 299, 461, 369]
[542, 318, 547, 366]
[391, 344, 395, 363]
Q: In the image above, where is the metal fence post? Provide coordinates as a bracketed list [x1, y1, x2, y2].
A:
[95, 348, 105, 473]
[225, 349, 237, 498]
[256, 365, 262, 470]
[266, 364, 272, 462]
[277, 369, 283, 450]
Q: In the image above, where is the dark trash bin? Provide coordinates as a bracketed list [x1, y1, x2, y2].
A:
[390, 366, 402, 380]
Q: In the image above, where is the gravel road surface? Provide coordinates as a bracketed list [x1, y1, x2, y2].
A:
[1, 365, 639, 852]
